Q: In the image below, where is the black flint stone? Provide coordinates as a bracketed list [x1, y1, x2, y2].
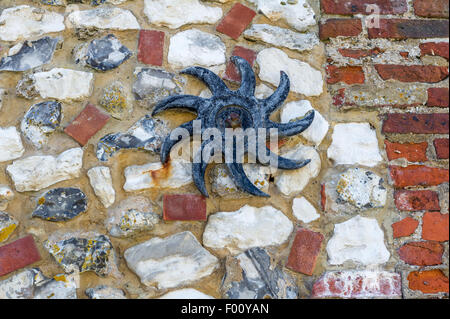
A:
[0, 37, 59, 72]
[85, 34, 132, 71]
[24, 101, 62, 131]
[32, 188, 88, 222]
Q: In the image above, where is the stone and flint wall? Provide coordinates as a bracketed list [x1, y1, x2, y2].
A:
[0, 0, 448, 299]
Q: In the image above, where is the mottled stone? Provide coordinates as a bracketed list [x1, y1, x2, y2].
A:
[203, 205, 293, 255]
[124, 231, 219, 289]
[32, 188, 88, 222]
[33, 273, 77, 299]
[292, 197, 320, 223]
[210, 164, 271, 197]
[0, 186, 14, 211]
[45, 231, 120, 277]
[274, 145, 321, 197]
[257, 48, 323, 96]
[6, 148, 83, 192]
[168, 29, 226, 68]
[0, 5, 65, 42]
[73, 34, 132, 71]
[328, 123, 383, 167]
[0, 126, 24, 163]
[0, 37, 59, 72]
[87, 167, 115, 208]
[158, 288, 214, 299]
[97, 115, 170, 161]
[105, 196, 160, 238]
[132, 68, 186, 109]
[327, 216, 390, 266]
[144, 0, 222, 29]
[222, 247, 298, 299]
[67, 7, 140, 31]
[20, 101, 62, 149]
[0, 268, 44, 299]
[0, 211, 18, 243]
[99, 81, 132, 119]
[85, 285, 126, 299]
[244, 24, 319, 52]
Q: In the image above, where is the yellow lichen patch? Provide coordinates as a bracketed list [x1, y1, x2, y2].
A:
[54, 274, 67, 282]
[0, 223, 17, 242]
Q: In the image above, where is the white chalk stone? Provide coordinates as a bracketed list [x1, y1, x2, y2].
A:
[203, 205, 293, 255]
[144, 0, 222, 29]
[0, 5, 65, 42]
[327, 215, 390, 266]
[168, 29, 226, 68]
[86, 285, 126, 299]
[257, 48, 323, 96]
[0, 186, 14, 211]
[124, 231, 219, 289]
[87, 166, 116, 208]
[244, 24, 319, 52]
[30, 68, 94, 101]
[158, 288, 214, 299]
[6, 148, 83, 192]
[274, 145, 321, 197]
[0, 127, 25, 163]
[327, 123, 383, 167]
[292, 197, 320, 223]
[67, 7, 140, 30]
[281, 100, 329, 146]
[255, 83, 274, 99]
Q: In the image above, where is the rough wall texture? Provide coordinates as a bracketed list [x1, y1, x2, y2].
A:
[0, 0, 448, 299]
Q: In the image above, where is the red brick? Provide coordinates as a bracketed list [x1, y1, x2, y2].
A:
[64, 103, 110, 146]
[321, 184, 327, 211]
[319, 19, 362, 40]
[286, 228, 324, 276]
[0, 235, 41, 276]
[414, 0, 449, 18]
[332, 88, 346, 106]
[163, 194, 206, 221]
[216, 3, 256, 40]
[368, 19, 449, 39]
[399, 51, 409, 59]
[389, 165, 449, 188]
[338, 47, 383, 58]
[321, 0, 407, 15]
[138, 30, 164, 66]
[408, 270, 449, 294]
[326, 65, 365, 84]
[382, 113, 449, 134]
[312, 271, 402, 298]
[394, 190, 440, 212]
[224, 46, 257, 83]
[427, 88, 449, 107]
[375, 65, 449, 83]
[385, 141, 428, 162]
[398, 241, 444, 266]
[422, 212, 449, 242]
[420, 42, 449, 60]
[434, 138, 449, 159]
[392, 217, 420, 238]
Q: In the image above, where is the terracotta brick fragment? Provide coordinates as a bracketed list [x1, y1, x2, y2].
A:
[286, 228, 324, 276]
[434, 138, 449, 159]
[0, 235, 41, 276]
[224, 46, 257, 83]
[398, 241, 444, 266]
[368, 19, 449, 39]
[163, 194, 207, 221]
[382, 113, 449, 134]
[408, 270, 449, 294]
[338, 48, 383, 59]
[389, 165, 449, 188]
[420, 42, 449, 60]
[414, 0, 449, 18]
[427, 88, 449, 107]
[326, 65, 365, 84]
[138, 30, 164, 66]
[392, 217, 419, 238]
[319, 19, 362, 40]
[321, 0, 408, 15]
[216, 3, 256, 40]
[422, 212, 449, 242]
[375, 65, 449, 83]
[394, 190, 440, 212]
[385, 141, 428, 162]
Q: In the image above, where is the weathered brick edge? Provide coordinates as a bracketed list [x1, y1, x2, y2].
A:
[320, 0, 449, 298]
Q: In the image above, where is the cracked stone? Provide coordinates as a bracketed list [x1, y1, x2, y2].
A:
[32, 188, 88, 222]
[87, 166, 115, 208]
[327, 216, 390, 266]
[86, 285, 126, 299]
[133, 68, 186, 109]
[168, 29, 226, 69]
[0, 126, 25, 163]
[73, 34, 132, 71]
[222, 247, 298, 299]
[244, 24, 319, 52]
[0, 37, 60, 72]
[124, 231, 219, 289]
[6, 148, 83, 192]
[0, 186, 14, 211]
[257, 48, 323, 96]
[20, 101, 62, 149]
[203, 205, 293, 255]
[0, 5, 65, 42]
[97, 115, 170, 161]
[144, 0, 222, 29]
[45, 231, 120, 277]
[67, 7, 140, 31]
[0, 211, 18, 243]
[105, 196, 160, 238]
[99, 81, 132, 119]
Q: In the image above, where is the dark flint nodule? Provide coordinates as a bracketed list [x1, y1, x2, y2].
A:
[85, 34, 132, 71]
